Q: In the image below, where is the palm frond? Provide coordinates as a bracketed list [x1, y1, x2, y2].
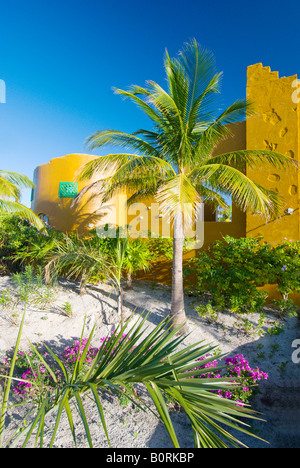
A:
[0, 171, 34, 202]
[193, 183, 228, 209]
[187, 71, 222, 132]
[191, 99, 254, 164]
[0, 177, 21, 201]
[85, 130, 161, 158]
[190, 163, 284, 218]
[155, 174, 201, 229]
[112, 87, 166, 126]
[164, 49, 189, 123]
[215, 98, 254, 125]
[176, 40, 222, 128]
[44, 235, 109, 287]
[77, 153, 175, 182]
[0, 171, 34, 190]
[76, 153, 176, 207]
[0, 199, 44, 230]
[76, 153, 131, 181]
[208, 149, 296, 171]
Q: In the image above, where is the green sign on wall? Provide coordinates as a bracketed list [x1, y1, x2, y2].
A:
[58, 182, 78, 198]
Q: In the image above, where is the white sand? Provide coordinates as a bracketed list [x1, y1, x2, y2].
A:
[0, 276, 299, 448]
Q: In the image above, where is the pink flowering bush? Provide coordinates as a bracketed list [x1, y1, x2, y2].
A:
[15, 368, 40, 396]
[221, 355, 268, 406]
[11, 350, 61, 399]
[9, 333, 134, 401]
[60, 338, 100, 369]
[60, 333, 134, 370]
[184, 353, 268, 407]
[2, 335, 268, 408]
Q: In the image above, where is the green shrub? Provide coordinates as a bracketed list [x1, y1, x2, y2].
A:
[0, 215, 36, 274]
[185, 236, 300, 315]
[0, 215, 63, 275]
[195, 302, 219, 323]
[269, 240, 300, 300]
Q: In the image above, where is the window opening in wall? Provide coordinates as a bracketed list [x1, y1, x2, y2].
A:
[204, 201, 232, 223]
[38, 213, 50, 226]
[216, 204, 232, 222]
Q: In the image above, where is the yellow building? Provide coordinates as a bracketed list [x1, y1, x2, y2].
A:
[31, 63, 300, 246]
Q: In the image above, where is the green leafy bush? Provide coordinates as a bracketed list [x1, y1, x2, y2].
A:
[0, 216, 36, 274]
[269, 240, 300, 300]
[0, 215, 64, 275]
[185, 236, 300, 315]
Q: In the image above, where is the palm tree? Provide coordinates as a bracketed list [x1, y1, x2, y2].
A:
[0, 170, 44, 230]
[104, 235, 152, 321]
[78, 40, 292, 334]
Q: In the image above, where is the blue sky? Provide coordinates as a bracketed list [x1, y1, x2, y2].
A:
[1, 0, 300, 207]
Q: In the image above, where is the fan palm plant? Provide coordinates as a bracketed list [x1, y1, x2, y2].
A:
[103, 235, 152, 319]
[45, 233, 151, 320]
[0, 170, 44, 230]
[77, 39, 293, 334]
[100, 235, 130, 320]
[44, 234, 109, 295]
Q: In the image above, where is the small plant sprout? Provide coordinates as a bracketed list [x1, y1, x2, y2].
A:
[61, 301, 73, 317]
[195, 302, 219, 324]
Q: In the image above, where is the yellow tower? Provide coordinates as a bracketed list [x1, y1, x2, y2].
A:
[246, 63, 300, 242]
[31, 153, 120, 233]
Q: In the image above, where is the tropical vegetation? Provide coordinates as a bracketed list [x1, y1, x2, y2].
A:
[77, 39, 293, 334]
[0, 215, 163, 317]
[0, 217, 298, 448]
[44, 233, 152, 320]
[9, 338, 268, 409]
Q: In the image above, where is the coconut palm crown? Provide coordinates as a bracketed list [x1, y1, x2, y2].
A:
[78, 39, 293, 333]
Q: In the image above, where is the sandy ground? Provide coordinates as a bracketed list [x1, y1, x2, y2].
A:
[0, 275, 299, 449]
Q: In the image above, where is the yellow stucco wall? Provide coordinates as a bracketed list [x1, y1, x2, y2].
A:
[246, 63, 300, 242]
[245, 64, 300, 306]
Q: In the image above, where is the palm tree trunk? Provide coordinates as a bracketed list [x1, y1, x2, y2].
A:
[170, 211, 189, 335]
[117, 287, 124, 324]
[79, 277, 87, 295]
[125, 272, 133, 289]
